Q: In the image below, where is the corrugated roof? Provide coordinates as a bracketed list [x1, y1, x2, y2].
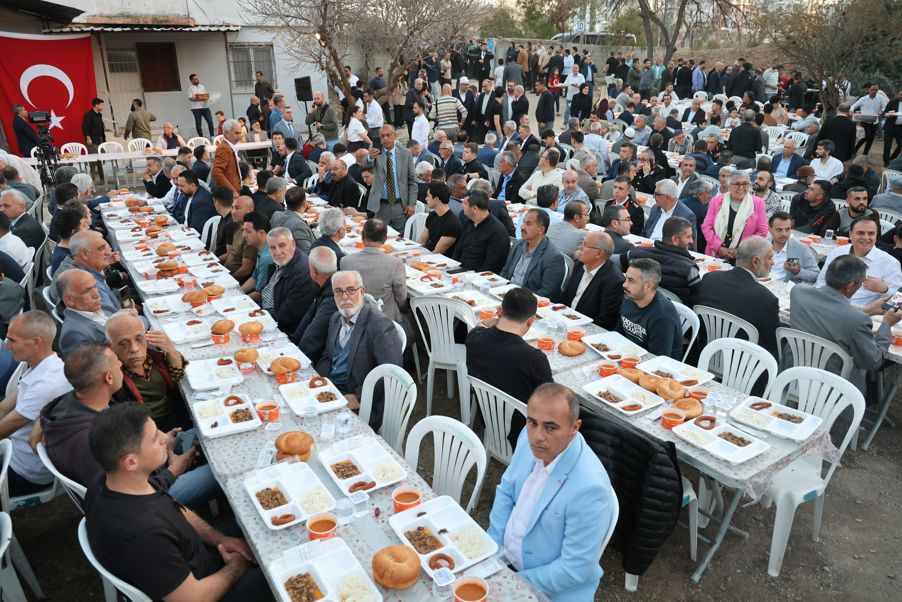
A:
[0, 0, 83, 24]
[43, 25, 241, 33]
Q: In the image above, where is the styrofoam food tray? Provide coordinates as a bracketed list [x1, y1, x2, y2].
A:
[417, 254, 460, 269]
[536, 305, 592, 327]
[581, 332, 648, 358]
[268, 538, 383, 602]
[162, 315, 215, 343]
[185, 356, 244, 390]
[145, 292, 192, 316]
[388, 495, 499, 577]
[230, 308, 278, 331]
[461, 271, 508, 287]
[636, 355, 714, 386]
[136, 278, 180, 294]
[673, 417, 770, 464]
[317, 436, 407, 496]
[243, 461, 336, 531]
[256, 344, 312, 376]
[730, 396, 823, 442]
[190, 393, 261, 438]
[280, 377, 347, 415]
[582, 374, 666, 415]
[210, 295, 260, 315]
[407, 277, 454, 294]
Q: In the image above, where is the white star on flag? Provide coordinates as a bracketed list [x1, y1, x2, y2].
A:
[49, 109, 65, 130]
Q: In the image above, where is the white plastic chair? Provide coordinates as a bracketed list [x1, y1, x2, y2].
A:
[187, 137, 211, 149]
[779, 190, 797, 204]
[880, 218, 895, 235]
[213, 135, 225, 145]
[874, 207, 902, 226]
[699, 174, 719, 190]
[358, 365, 417, 455]
[603, 131, 621, 142]
[36, 443, 87, 512]
[783, 131, 808, 147]
[78, 518, 152, 602]
[98, 141, 124, 187]
[127, 139, 153, 186]
[728, 95, 743, 106]
[18, 262, 33, 306]
[41, 286, 63, 326]
[0, 440, 45, 600]
[693, 90, 708, 101]
[697, 338, 778, 396]
[561, 253, 574, 293]
[201, 215, 221, 252]
[467, 376, 526, 467]
[765, 126, 783, 141]
[695, 305, 759, 377]
[760, 367, 865, 577]
[658, 287, 683, 305]
[403, 213, 427, 241]
[673, 303, 700, 362]
[776, 327, 853, 378]
[404, 416, 486, 513]
[409, 296, 476, 424]
[0, 512, 28, 602]
[304, 173, 319, 190]
[880, 169, 901, 194]
[487, 167, 501, 188]
[357, 184, 367, 208]
[60, 142, 88, 157]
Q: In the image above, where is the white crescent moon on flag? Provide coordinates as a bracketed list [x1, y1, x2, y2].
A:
[20, 64, 75, 108]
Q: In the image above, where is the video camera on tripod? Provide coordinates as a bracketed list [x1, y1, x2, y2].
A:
[28, 111, 59, 191]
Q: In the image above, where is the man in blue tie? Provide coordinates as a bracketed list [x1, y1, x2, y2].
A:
[272, 106, 300, 145]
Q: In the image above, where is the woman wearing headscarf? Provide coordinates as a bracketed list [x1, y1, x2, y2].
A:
[593, 97, 614, 122]
[702, 170, 769, 259]
[570, 83, 593, 123]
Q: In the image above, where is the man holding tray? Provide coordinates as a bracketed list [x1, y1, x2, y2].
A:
[488, 382, 614, 602]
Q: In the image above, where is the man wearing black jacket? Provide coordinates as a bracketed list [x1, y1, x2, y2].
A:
[535, 80, 555, 131]
[727, 110, 763, 168]
[81, 98, 105, 182]
[142, 157, 171, 198]
[12, 105, 37, 157]
[632, 149, 666, 194]
[790, 180, 835, 234]
[675, 61, 693, 100]
[884, 91, 902, 166]
[562, 232, 624, 329]
[261, 228, 316, 335]
[814, 103, 858, 163]
[727, 62, 754, 98]
[494, 151, 527, 204]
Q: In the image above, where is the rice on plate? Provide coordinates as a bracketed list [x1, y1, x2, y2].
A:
[452, 528, 487, 559]
[336, 573, 374, 602]
[373, 460, 402, 483]
[298, 489, 331, 514]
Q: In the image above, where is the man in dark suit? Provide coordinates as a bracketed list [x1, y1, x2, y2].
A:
[494, 151, 527, 204]
[174, 170, 217, 232]
[813, 103, 858, 163]
[695, 235, 780, 359]
[12, 106, 37, 157]
[535, 80, 555, 130]
[438, 141, 464, 177]
[727, 110, 764, 169]
[499, 209, 566, 299]
[642, 179, 698, 250]
[325, 159, 363, 211]
[283, 138, 313, 183]
[681, 98, 707, 126]
[510, 87, 529, 126]
[262, 229, 317, 336]
[141, 157, 171, 198]
[517, 124, 539, 154]
[192, 145, 211, 182]
[884, 92, 902, 166]
[453, 80, 478, 139]
[517, 141, 542, 177]
[562, 232, 625, 329]
[315, 270, 403, 431]
[0, 189, 43, 251]
[770, 139, 806, 179]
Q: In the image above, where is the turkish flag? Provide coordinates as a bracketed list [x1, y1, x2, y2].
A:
[0, 32, 97, 154]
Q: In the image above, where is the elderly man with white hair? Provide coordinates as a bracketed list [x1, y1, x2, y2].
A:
[583, 121, 607, 154]
[211, 118, 242, 191]
[518, 148, 564, 204]
[155, 122, 185, 150]
[50, 230, 123, 309]
[416, 161, 435, 203]
[310, 208, 347, 265]
[576, 154, 602, 203]
[0, 188, 43, 250]
[642, 178, 698, 249]
[260, 227, 317, 335]
[315, 270, 403, 430]
[557, 170, 591, 213]
[71, 172, 113, 211]
[631, 115, 651, 146]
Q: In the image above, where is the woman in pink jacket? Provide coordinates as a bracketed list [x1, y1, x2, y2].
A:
[702, 170, 769, 259]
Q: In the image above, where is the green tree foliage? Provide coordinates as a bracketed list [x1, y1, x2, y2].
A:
[480, 8, 523, 39]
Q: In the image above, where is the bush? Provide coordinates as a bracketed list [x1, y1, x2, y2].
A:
[848, 70, 900, 96]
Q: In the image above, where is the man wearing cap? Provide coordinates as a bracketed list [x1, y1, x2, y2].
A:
[611, 128, 636, 155]
[871, 175, 902, 214]
[783, 165, 815, 194]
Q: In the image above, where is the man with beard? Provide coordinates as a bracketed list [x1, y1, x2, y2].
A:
[615, 258, 683, 359]
[259, 228, 316, 335]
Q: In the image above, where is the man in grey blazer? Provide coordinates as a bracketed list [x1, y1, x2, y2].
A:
[0, 269, 24, 339]
[57, 270, 147, 357]
[643, 179, 698, 251]
[786, 255, 900, 392]
[270, 187, 315, 253]
[670, 156, 700, 199]
[361, 125, 418, 231]
[500, 208, 566, 300]
[315, 270, 404, 430]
[271, 106, 302, 144]
[768, 212, 818, 283]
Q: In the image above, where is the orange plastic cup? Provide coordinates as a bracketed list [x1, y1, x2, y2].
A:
[708, 263, 722, 272]
[537, 335, 555, 351]
[688, 387, 710, 401]
[145, 270, 159, 280]
[836, 237, 849, 245]
[139, 220, 151, 228]
[275, 372, 296, 385]
[167, 250, 180, 259]
[177, 264, 189, 274]
[662, 409, 686, 430]
[241, 332, 260, 344]
[893, 334, 902, 347]
[207, 295, 222, 302]
[237, 361, 256, 374]
[454, 576, 488, 602]
[537, 297, 550, 308]
[479, 306, 496, 320]
[809, 235, 821, 243]
[567, 326, 585, 341]
[211, 333, 230, 344]
[392, 486, 422, 513]
[307, 512, 339, 540]
[800, 239, 812, 245]
[255, 399, 280, 422]
[598, 361, 618, 377]
[135, 243, 148, 251]
[356, 241, 364, 249]
[621, 356, 640, 370]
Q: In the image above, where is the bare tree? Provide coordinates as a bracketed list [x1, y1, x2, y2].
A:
[241, 0, 494, 106]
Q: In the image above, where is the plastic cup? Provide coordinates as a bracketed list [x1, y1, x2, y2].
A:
[708, 263, 722, 272]
[237, 361, 256, 374]
[206, 294, 222, 302]
[479, 306, 496, 321]
[454, 576, 488, 602]
[139, 220, 151, 228]
[688, 386, 710, 401]
[356, 241, 364, 249]
[567, 326, 585, 341]
[241, 332, 261, 344]
[255, 399, 280, 422]
[135, 243, 148, 251]
[537, 335, 555, 351]
[637, 195, 648, 205]
[598, 361, 618, 377]
[621, 356, 641, 370]
[392, 486, 422, 513]
[892, 334, 902, 347]
[177, 264, 189, 274]
[145, 269, 159, 280]
[836, 236, 849, 245]
[275, 372, 296, 385]
[662, 409, 686, 430]
[211, 333, 230, 344]
[537, 297, 550, 308]
[809, 235, 821, 243]
[167, 250, 180, 260]
[307, 512, 339, 540]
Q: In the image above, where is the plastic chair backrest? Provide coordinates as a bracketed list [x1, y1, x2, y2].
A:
[358, 365, 417, 455]
[765, 126, 783, 140]
[784, 131, 808, 146]
[693, 90, 708, 100]
[697, 338, 778, 396]
[673, 303, 699, 362]
[201, 215, 222, 251]
[18, 262, 33, 291]
[404, 416, 486, 513]
[404, 213, 428, 241]
[37, 443, 86, 511]
[42, 286, 63, 326]
[98, 141, 124, 154]
[467, 376, 526, 466]
[127, 139, 152, 152]
[357, 184, 367, 207]
[881, 169, 901, 194]
[874, 207, 902, 226]
[187, 137, 210, 149]
[880, 219, 895, 235]
[0, 439, 11, 511]
[487, 168, 500, 188]
[603, 131, 621, 142]
[410, 296, 476, 364]
[60, 142, 88, 156]
[0, 512, 11, 559]
[561, 253, 574, 292]
[767, 367, 864, 483]
[305, 173, 319, 189]
[213, 135, 224, 145]
[776, 327, 853, 378]
[699, 174, 719, 190]
[728, 96, 743, 106]
[694, 305, 759, 344]
[779, 190, 797, 203]
[658, 287, 683, 305]
[78, 519, 153, 602]
[363, 293, 384, 312]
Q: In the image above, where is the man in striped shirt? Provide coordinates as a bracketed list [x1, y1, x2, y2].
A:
[431, 83, 467, 143]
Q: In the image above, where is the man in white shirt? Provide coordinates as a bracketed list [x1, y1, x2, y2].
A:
[186, 73, 215, 138]
[584, 121, 607, 153]
[0, 212, 29, 268]
[562, 64, 585, 125]
[811, 140, 844, 180]
[160, 165, 185, 211]
[519, 148, 564, 204]
[815, 214, 902, 306]
[0, 311, 72, 496]
[657, 84, 679, 103]
[852, 83, 888, 156]
[410, 101, 430, 149]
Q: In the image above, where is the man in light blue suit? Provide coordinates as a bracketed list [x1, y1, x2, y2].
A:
[488, 383, 614, 602]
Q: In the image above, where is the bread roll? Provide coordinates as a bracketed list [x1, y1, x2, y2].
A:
[672, 397, 703, 419]
[639, 374, 661, 392]
[275, 431, 314, 462]
[618, 368, 644, 384]
[204, 285, 225, 296]
[558, 341, 586, 356]
[372, 546, 421, 589]
[211, 320, 234, 335]
[234, 348, 259, 363]
[238, 321, 264, 334]
[270, 357, 301, 375]
[156, 242, 176, 256]
[656, 378, 686, 401]
[181, 291, 208, 304]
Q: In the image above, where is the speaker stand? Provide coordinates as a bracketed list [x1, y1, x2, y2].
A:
[300, 100, 313, 142]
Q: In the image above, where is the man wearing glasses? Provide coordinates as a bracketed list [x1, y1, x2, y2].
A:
[316, 270, 403, 430]
[561, 232, 625, 329]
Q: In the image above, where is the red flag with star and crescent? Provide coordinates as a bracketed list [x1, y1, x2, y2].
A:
[0, 32, 98, 156]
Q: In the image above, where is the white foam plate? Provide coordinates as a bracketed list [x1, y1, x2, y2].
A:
[317, 436, 407, 496]
[581, 332, 648, 359]
[210, 295, 260, 315]
[256, 344, 312, 376]
[581, 374, 666, 415]
[145, 292, 193, 316]
[280, 377, 347, 415]
[185, 357, 244, 390]
[407, 277, 454, 294]
[162, 315, 215, 343]
[418, 254, 460, 269]
[230, 309, 278, 332]
[243, 461, 336, 531]
[536, 305, 592, 327]
[673, 418, 770, 464]
[635, 356, 714, 386]
[388, 495, 499, 578]
[136, 278, 180, 294]
[461, 271, 509, 288]
[190, 393, 261, 438]
[269, 538, 383, 602]
[730, 397, 823, 442]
